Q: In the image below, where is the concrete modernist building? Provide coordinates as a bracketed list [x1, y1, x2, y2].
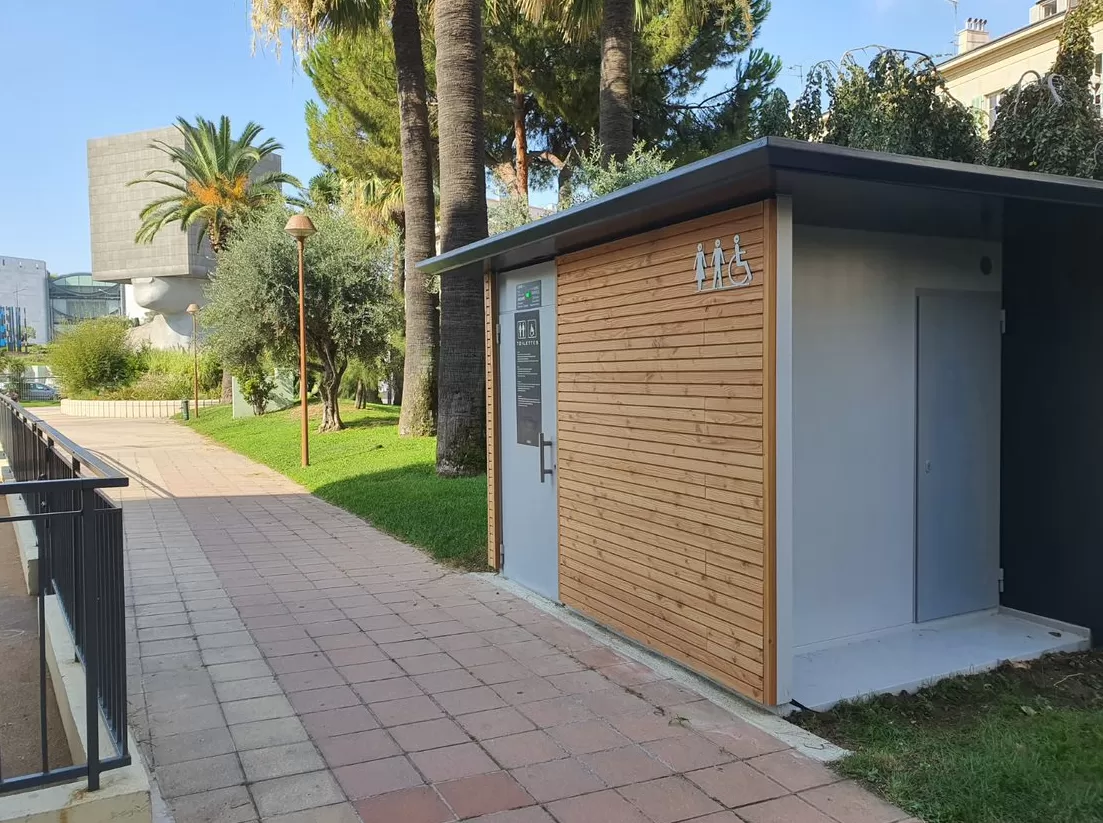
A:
[49, 273, 124, 339]
[0, 256, 50, 344]
[421, 138, 1102, 712]
[87, 127, 281, 348]
[942, 0, 1103, 128]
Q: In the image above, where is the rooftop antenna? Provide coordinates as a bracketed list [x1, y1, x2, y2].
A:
[946, 0, 960, 55]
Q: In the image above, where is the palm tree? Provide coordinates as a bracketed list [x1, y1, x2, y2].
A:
[131, 115, 299, 402]
[524, 0, 753, 162]
[130, 116, 299, 253]
[435, 0, 490, 476]
[249, 0, 439, 438]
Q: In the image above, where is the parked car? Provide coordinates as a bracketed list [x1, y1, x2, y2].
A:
[1, 381, 59, 402]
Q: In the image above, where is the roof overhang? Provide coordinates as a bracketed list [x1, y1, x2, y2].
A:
[418, 137, 1103, 277]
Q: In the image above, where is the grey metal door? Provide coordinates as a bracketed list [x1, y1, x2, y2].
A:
[916, 291, 1001, 622]
[498, 264, 559, 600]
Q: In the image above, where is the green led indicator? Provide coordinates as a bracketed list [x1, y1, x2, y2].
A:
[525, 291, 532, 298]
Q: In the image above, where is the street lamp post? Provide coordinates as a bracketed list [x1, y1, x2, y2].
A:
[284, 213, 317, 468]
[186, 303, 200, 418]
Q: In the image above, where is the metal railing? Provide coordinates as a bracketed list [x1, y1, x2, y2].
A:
[0, 395, 130, 793]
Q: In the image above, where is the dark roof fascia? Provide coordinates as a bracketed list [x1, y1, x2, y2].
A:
[418, 137, 1103, 276]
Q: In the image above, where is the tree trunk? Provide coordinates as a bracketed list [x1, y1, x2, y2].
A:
[435, 0, 489, 477]
[220, 369, 232, 403]
[319, 362, 346, 433]
[600, 0, 634, 163]
[512, 58, 529, 203]
[393, 0, 438, 438]
[354, 378, 367, 409]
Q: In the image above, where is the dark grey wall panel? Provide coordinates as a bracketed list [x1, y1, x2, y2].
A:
[1001, 200, 1103, 644]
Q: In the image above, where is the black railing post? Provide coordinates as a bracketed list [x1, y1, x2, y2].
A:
[81, 484, 100, 792]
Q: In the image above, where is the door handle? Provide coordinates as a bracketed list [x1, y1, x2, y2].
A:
[539, 432, 555, 483]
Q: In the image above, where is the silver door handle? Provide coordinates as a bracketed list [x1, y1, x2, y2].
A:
[539, 432, 555, 483]
[925, 460, 931, 474]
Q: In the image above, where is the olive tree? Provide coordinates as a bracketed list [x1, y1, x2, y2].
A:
[205, 205, 397, 432]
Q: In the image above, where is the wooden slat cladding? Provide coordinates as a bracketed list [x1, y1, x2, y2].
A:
[484, 270, 501, 570]
[556, 201, 775, 703]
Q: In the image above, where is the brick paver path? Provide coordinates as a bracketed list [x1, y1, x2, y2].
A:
[38, 410, 915, 823]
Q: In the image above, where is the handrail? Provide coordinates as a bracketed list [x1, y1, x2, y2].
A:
[0, 394, 127, 486]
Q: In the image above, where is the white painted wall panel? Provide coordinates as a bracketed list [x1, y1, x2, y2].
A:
[791, 227, 1001, 649]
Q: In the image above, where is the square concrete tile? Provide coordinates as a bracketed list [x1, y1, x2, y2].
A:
[326, 645, 387, 667]
[643, 735, 734, 772]
[251, 770, 346, 817]
[687, 762, 789, 807]
[334, 755, 423, 799]
[223, 695, 295, 726]
[370, 695, 444, 727]
[150, 704, 225, 738]
[239, 741, 325, 782]
[278, 668, 346, 694]
[264, 802, 363, 823]
[413, 669, 482, 694]
[353, 676, 425, 704]
[549, 720, 631, 755]
[269, 652, 332, 674]
[208, 660, 274, 683]
[482, 730, 567, 769]
[525, 654, 586, 678]
[230, 717, 309, 751]
[353, 787, 456, 823]
[546, 671, 614, 694]
[492, 678, 563, 705]
[800, 780, 907, 823]
[510, 757, 606, 802]
[434, 686, 508, 716]
[318, 728, 401, 768]
[546, 789, 651, 823]
[153, 727, 236, 767]
[339, 659, 405, 684]
[399, 652, 463, 675]
[158, 753, 243, 798]
[449, 646, 512, 667]
[390, 718, 470, 752]
[609, 713, 692, 744]
[169, 785, 256, 823]
[215, 676, 284, 703]
[704, 725, 790, 760]
[518, 696, 596, 728]
[632, 680, 700, 708]
[617, 776, 723, 823]
[410, 742, 499, 782]
[457, 707, 536, 741]
[303, 706, 380, 738]
[289, 685, 361, 714]
[381, 639, 442, 658]
[748, 751, 840, 792]
[466, 807, 553, 822]
[736, 795, 838, 823]
[580, 745, 673, 788]
[470, 662, 533, 685]
[579, 690, 652, 717]
[435, 771, 535, 819]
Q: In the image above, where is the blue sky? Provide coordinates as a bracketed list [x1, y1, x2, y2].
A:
[1, 0, 1024, 273]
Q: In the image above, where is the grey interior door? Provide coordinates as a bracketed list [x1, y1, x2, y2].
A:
[916, 291, 1001, 622]
[498, 264, 559, 600]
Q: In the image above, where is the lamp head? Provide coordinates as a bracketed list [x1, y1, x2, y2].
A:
[186, 303, 200, 315]
[284, 213, 317, 241]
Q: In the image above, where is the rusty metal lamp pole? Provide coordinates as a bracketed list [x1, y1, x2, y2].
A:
[284, 213, 317, 468]
[186, 303, 201, 418]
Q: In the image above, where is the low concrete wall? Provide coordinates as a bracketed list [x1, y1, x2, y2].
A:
[60, 398, 220, 419]
[0, 475, 151, 823]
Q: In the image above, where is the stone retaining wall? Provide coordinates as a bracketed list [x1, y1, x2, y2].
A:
[60, 399, 221, 418]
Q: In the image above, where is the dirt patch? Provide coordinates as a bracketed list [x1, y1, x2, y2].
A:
[0, 496, 72, 780]
[792, 649, 1103, 741]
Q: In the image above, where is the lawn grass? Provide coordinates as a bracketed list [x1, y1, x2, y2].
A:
[182, 401, 489, 570]
[792, 651, 1103, 823]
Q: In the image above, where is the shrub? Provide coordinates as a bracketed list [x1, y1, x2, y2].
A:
[240, 371, 275, 415]
[49, 317, 140, 394]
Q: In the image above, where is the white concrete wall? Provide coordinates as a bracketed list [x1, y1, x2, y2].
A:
[791, 226, 1002, 650]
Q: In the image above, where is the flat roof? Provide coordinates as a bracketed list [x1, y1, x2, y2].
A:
[418, 137, 1103, 276]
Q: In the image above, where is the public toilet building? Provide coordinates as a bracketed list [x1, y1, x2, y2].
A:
[419, 138, 1102, 711]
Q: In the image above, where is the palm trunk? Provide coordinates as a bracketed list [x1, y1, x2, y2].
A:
[435, 0, 488, 477]
[600, 0, 634, 163]
[393, 0, 438, 438]
[512, 59, 529, 203]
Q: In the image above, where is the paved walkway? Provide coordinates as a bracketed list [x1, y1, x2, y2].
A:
[39, 410, 913, 823]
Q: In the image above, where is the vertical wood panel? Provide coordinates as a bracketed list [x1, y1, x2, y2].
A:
[556, 201, 775, 703]
[484, 269, 502, 570]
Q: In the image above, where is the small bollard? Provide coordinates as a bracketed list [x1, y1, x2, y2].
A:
[181, 399, 190, 420]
